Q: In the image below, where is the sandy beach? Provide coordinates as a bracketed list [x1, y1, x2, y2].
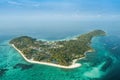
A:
[11, 44, 82, 69]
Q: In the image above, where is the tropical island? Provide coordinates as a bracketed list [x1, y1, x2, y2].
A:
[10, 30, 106, 68]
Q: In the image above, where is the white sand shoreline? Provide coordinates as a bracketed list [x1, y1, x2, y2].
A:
[11, 44, 83, 69]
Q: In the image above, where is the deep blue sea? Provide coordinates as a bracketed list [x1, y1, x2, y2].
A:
[0, 20, 120, 80]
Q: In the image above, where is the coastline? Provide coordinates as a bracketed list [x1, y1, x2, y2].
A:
[11, 44, 82, 69]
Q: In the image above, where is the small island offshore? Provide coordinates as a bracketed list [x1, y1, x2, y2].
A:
[10, 30, 106, 69]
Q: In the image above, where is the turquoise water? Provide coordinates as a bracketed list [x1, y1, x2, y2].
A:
[0, 34, 119, 80]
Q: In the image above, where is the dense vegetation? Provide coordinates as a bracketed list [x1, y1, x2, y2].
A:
[10, 30, 106, 66]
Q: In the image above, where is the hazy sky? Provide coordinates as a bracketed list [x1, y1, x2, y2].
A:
[0, 0, 120, 35]
[0, 0, 120, 34]
[0, 0, 120, 16]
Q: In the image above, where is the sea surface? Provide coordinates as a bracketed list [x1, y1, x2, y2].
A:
[0, 20, 120, 80]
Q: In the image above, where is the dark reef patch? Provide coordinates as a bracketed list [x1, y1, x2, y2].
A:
[101, 63, 120, 80]
[101, 57, 113, 71]
[0, 68, 8, 77]
[13, 63, 34, 71]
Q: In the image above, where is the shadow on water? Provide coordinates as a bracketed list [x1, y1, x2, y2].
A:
[13, 63, 34, 71]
